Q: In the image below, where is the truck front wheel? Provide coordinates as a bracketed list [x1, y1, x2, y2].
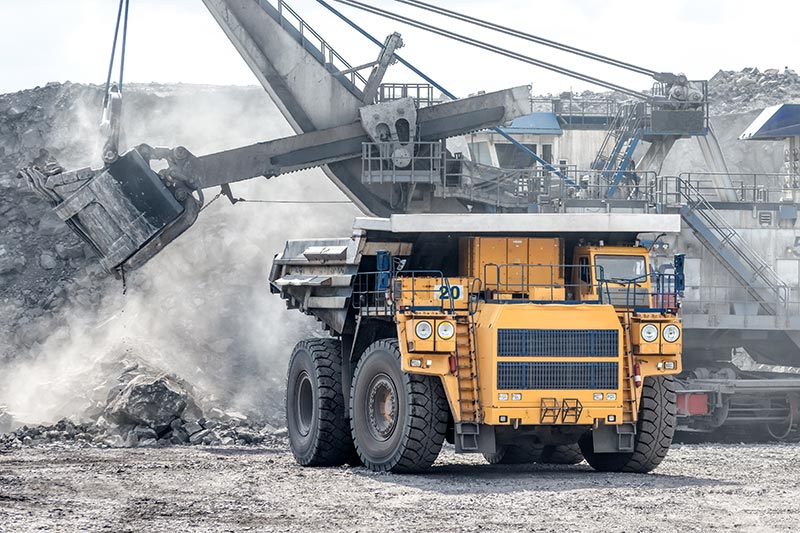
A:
[350, 339, 448, 472]
[580, 375, 676, 473]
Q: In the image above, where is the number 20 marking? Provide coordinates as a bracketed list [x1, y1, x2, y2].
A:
[438, 285, 462, 300]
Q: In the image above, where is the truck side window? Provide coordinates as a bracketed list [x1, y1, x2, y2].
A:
[578, 257, 590, 283]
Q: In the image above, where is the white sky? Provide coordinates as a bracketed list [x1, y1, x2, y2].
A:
[1, 0, 799, 96]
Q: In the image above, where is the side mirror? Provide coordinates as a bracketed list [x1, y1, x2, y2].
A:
[673, 254, 685, 292]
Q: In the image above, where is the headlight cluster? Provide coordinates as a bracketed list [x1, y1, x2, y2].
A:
[415, 320, 455, 340]
[437, 321, 455, 340]
[641, 324, 659, 342]
[640, 323, 680, 343]
[415, 320, 433, 340]
[663, 324, 681, 343]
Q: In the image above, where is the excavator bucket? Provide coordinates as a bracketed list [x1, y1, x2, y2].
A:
[21, 148, 197, 274]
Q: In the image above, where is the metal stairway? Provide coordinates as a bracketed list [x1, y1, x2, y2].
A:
[677, 179, 789, 314]
[454, 317, 481, 450]
[591, 102, 645, 197]
[267, 0, 368, 97]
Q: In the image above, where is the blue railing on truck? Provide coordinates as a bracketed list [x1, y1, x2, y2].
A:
[602, 272, 681, 313]
[351, 269, 457, 316]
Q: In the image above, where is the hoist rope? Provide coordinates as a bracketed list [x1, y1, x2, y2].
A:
[103, 0, 130, 104]
[316, 0, 581, 186]
[330, 0, 644, 99]
[394, 0, 657, 77]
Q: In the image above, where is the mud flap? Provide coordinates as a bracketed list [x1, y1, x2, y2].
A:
[44, 149, 197, 273]
[592, 421, 635, 453]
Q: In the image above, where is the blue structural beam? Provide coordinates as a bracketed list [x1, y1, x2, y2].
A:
[316, 0, 580, 188]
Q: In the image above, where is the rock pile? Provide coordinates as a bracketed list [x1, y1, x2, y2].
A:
[534, 66, 800, 117]
[0, 360, 287, 451]
[708, 67, 800, 115]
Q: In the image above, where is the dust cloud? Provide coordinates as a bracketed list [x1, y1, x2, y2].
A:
[0, 84, 359, 425]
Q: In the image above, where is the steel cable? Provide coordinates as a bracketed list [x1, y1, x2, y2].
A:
[330, 0, 645, 99]
[394, 0, 656, 77]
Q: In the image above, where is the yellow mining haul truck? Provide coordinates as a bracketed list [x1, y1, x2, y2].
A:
[271, 213, 684, 473]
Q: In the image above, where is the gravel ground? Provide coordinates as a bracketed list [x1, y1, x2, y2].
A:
[1, 441, 799, 532]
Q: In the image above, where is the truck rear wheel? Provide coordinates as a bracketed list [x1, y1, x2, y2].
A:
[286, 338, 355, 466]
[539, 444, 584, 465]
[483, 443, 543, 464]
[350, 339, 448, 473]
[580, 375, 676, 473]
[484, 443, 583, 465]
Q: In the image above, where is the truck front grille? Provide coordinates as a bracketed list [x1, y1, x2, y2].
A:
[497, 329, 618, 357]
[497, 362, 619, 390]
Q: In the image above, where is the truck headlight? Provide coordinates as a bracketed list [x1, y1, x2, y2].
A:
[415, 320, 433, 340]
[663, 324, 680, 343]
[641, 323, 659, 342]
[437, 321, 455, 340]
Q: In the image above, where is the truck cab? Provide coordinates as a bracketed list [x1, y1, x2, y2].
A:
[572, 245, 650, 306]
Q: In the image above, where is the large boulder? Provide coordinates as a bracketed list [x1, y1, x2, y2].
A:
[104, 374, 201, 433]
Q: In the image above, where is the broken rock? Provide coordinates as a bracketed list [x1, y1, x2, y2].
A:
[182, 421, 203, 436]
[105, 374, 199, 432]
[39, 252, 57, 270]
[188, 429, 211, 444]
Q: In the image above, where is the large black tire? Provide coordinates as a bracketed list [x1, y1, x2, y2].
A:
[539, 444, 584, 465]
[580, 375, 676, 473]
[350, 339, 448, 472]
[483, 443, 543, 464]
[286, 338, 356, 467]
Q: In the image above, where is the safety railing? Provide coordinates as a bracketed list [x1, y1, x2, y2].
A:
[659, 173, 794, 205]
[672, 177, 790, 309]
[276, 0, 369, 91]
[439, 163, 661, 209]
[530, 95, 620, 128]
[551, 169, 659, 202]
[352, 270, 458, 316]
[392, 270, 459, 313]
[361, 141, 443, 185]
[592, 102, 646, 174]
[352, 270, 395, 317]
[480, 263, 609, 304]
[610, 273, 680, 313]
[378, 83, 436, 107]
[681, 285, 800, 324]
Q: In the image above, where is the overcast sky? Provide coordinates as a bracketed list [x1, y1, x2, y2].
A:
[1, 0, 799, 96]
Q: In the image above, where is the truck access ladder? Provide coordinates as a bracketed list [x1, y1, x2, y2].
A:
[677, 178, 789, 314]
[618, 316, 639, 451]
[454, 317, 482, 450]
[591, 102, 645, 197]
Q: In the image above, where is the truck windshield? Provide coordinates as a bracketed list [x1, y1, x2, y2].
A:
[594, 255, 646, 282]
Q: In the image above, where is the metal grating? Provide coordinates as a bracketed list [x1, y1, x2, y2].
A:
[497, 329, 618, 357]
[497, 362, 619, 390]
